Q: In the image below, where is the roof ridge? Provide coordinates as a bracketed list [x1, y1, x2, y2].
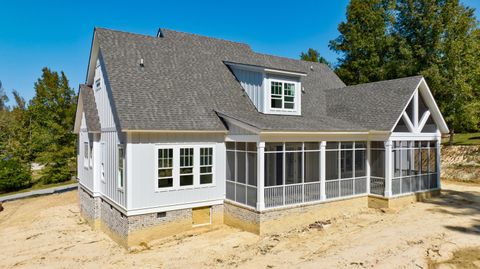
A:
[160, 28, 252, 50]
[335, 75, 424, 90]
[95, 27, 157, 40]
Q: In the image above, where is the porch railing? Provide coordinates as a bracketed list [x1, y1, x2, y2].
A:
[325, 177, 367, 199]
[370, 176, 385, 196]
[226, 180, 257, 208]
[264, 177, 367, 209]
[392, 173, 438, 195]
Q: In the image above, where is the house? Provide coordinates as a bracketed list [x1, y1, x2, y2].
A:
[74, 28, 449, 247]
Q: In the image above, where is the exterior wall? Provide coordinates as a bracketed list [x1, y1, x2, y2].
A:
[79, 186, 101, 223]
[92, 55, 126, 208]
[230, 67, 264, 112]
[99, 131, 126, 207]
[127, 132, 226, 213]
[78, 113, 94, 190]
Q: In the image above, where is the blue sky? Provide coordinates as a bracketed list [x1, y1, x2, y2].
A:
[0, 0, 478, 104]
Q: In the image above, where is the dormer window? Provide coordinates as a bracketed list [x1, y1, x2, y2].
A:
[271, 81, 295, 109]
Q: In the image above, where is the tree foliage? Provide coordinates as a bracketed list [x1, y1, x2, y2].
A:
[29, 68, 77, 184]
[300, 48, 332, 67]
[0, 68, 77, 192]
[328, 0, 480, 132]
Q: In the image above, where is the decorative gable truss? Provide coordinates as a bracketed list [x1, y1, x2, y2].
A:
[393, 78, 449, 134]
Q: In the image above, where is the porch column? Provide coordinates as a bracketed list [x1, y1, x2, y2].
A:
[256, 141, 265, 211]
[436, 137, 441, 189]
[366, 141, 371, 194]
[384, 140, 393, 197]
[320, 141, 326, 200]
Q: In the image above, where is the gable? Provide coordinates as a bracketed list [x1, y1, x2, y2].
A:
[392, 78, 449, 134]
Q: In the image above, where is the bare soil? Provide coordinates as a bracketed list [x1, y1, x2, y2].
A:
[0, 182, 479, 269]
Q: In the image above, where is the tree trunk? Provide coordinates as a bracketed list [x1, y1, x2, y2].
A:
[449, 129, 454, 146]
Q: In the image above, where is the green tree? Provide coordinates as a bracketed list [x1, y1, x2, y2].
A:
[394, 0, 480, 133]
[0, 81, 9, 111]
[331, 0, 480, 132]
[0, 157, 32, 193]
[300, 48, 332, 68]
[28, 68, 77, 183]
[329, 0, 396, 84]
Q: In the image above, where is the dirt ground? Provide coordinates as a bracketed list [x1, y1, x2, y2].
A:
[1, 182, 479, 269]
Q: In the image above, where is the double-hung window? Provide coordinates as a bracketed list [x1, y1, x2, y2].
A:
[117, 145, 125, 189]
[200, 147, 213, 184]
[270, 80, 296, 110]
[158, 148, 173, 188]
[180, 148, 194, 186]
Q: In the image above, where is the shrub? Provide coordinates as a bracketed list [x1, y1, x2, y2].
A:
[0, 158, 32, 192]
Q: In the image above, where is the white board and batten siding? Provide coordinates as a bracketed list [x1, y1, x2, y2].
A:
[91, 56, 126, 208]
[78, 112, 94, 190]
[127, 133, 226, 215]
[230, 67, 265, 112]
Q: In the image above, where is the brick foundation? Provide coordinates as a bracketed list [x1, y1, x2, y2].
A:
[79, 185, 440, 248]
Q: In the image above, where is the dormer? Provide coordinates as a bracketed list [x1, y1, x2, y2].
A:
[226, 62, 306, 116]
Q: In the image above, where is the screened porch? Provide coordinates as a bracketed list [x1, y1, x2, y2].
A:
[225, 139, 440, 211]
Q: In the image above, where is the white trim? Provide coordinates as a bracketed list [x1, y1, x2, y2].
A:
[154, 144, 216, 192]
[402, 112, 415, 132]
[224, 61, 307, 77]
[126, 199, 224, 216]
[123, 129, 228, 133]
[264, 77, 301, 115]
[418, 110, 431, 132]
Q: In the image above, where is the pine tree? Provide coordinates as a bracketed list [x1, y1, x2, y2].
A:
[28, 68, 77, 183]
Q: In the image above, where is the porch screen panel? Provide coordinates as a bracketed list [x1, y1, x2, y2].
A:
[370, 142, 385, 196]
[392, 140, 438, 195]
[225, 142, 257, 208]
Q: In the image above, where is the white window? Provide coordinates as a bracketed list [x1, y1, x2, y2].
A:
[89, 143, 93, 168]
[83, 142, 89, 168]
[200, 147, 213, 184]
[100, 142, 105, 182]
[157, 148, 173, 188]
[179, 148, 194, 186]
[117, 145, 125, 189]
[156, 145, 215, 191]
[95, 78, 101, 91]
[270, 80, 296, 110]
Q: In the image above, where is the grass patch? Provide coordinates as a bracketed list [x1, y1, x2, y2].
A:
[0, 179, 76, 198]
[442, 133, 480, 146]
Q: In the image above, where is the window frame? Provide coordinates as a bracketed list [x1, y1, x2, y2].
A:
[200, 147, 214, 185]
[179, 147, 195, 187]
[155, 144, 216, 192]
[83, 141, 89, 169]
[266, 77, 301, 115]
[157, 148, 174, 190]
[117, 144, 125, 191]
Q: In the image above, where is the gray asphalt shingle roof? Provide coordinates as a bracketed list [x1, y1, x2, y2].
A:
[93, 27, 421, 132]
[80, 84, 101, 132]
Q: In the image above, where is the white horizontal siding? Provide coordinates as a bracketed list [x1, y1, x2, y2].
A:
[127, 133, 226, 211]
